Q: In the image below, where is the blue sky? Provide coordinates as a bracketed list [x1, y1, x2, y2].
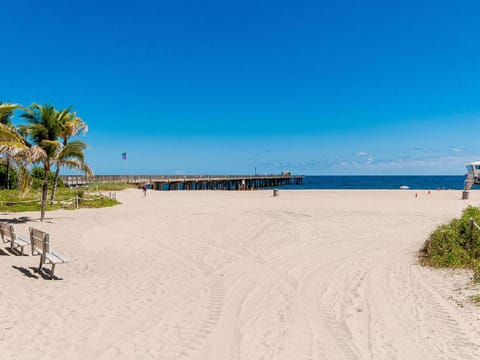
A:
[1, 0, 479, 175]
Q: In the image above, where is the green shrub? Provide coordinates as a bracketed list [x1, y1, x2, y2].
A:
[0, 164, 18, 189]
[471, 294, 480, 305]
[75, 189, 85, 205]
[421, 206, 480, 270]
[30, 166, 65, 189]
[473, 260, 480, 283]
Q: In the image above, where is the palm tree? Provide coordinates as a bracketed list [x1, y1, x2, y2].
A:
[22, 104, 62, 221]
[50, 140, 92, 204]
[0, 103, 15, 189]
[0, 103, 33, 192]
[50, 108, 91, 204]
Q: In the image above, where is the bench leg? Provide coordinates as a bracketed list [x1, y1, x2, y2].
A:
[50, 264, 56, 280]
[38, 257, 43, 271]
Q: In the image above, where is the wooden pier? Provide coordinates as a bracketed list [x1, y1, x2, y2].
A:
[60, 174, 304, 191]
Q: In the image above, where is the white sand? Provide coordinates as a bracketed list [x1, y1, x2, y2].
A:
[1, 189, 480, 359]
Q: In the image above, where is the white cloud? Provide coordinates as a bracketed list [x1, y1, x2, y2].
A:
[327, 152, 480, 174]
[356, 152, 369, 156]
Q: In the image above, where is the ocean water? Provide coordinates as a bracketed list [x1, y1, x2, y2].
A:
[280, 175, 467, 190]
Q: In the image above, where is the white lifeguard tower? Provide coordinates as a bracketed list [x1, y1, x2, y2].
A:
[463, 161, 480, 199]
[465, 162, 480, 189]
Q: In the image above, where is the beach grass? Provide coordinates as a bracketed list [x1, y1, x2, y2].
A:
[85, 182, 137, 191]
[470, 294, 480, 306]
[0, 186, 120, 212]
[420, 206, 480, 279]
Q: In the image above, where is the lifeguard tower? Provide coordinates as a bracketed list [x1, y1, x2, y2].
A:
[463, 161, 480, 199]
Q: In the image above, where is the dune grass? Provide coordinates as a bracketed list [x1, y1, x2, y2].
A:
[420, 206, 480, 283]
[470, 294, 480, 306]
[85, 182, 137, 191]
[0, 186, 120, 212]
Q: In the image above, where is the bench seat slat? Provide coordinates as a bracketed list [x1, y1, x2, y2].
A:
[45, 253, 66, 264]
[47, 249, 70, 264]
[14, 237, 30, 248]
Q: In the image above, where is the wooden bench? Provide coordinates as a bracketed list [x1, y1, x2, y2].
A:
[0, 222, 30, 255]
[29, 228, 70, 279]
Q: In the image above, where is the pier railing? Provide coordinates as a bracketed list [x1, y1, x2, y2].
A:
[60, 174, 304, 190]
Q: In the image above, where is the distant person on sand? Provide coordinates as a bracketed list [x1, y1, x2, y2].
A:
[142, 185, 147, 197]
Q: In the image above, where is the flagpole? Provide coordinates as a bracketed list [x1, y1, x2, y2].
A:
[122, 152, 128, 179]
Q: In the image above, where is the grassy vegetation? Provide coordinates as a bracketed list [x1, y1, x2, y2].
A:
[470, 294, 480, 305]
[85, 182, 137, 191]
[0, 186, 121, 212]
[420, 206, 480, 283]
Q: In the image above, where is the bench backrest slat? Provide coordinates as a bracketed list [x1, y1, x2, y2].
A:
[0, 222, 16, 243]
[0, 222, 7, 236]
[0, 222, 8, 242]
[30, 228, 49, 255]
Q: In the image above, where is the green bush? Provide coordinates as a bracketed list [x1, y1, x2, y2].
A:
[473, 260, 480, 283]
[0, 164, 18, 189]
[471, 294, 480, 305]
[30, 166, 65, 189]
[421, 206, 480, 270]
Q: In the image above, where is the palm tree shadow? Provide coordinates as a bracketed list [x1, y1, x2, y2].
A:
[1, 216, 33, 224]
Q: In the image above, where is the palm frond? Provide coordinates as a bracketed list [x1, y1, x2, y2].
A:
[59, 159, 93, 176]
[0, 103, 20, 113]
[16, 163, 31, 197]
[30, 145, 47, 162]
[65, 139, 88, 149]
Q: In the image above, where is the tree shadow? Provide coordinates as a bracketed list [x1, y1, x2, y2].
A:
[1, 216, 33, 224]
[1, 215, 74, 224]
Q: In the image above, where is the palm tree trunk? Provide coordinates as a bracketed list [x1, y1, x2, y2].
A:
[40, 163, 50, 222]
[50, 166, 60, 205]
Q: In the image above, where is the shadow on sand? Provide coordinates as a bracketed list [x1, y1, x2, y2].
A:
[11, 265, 62, 280]
[0, 216, 34, 224]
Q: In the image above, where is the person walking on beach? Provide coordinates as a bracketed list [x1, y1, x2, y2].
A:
[142, 185, 147, 197]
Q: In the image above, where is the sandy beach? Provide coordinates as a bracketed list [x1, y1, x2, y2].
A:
[1, 189, 480, 359]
